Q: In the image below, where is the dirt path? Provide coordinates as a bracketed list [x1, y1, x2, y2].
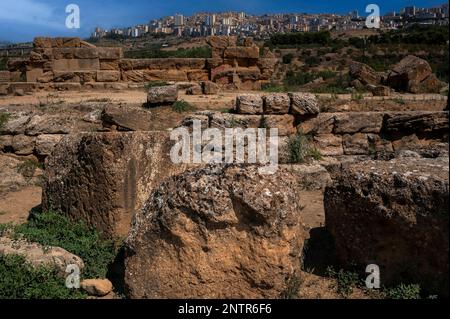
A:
[0, 186, 41, 225]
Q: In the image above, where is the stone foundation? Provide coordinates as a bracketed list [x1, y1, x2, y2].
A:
[1, 36, 278, 95]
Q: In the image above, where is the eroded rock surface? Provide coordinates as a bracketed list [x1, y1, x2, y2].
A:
[325, 157, 449, 296]
[124, 164, 308, 298]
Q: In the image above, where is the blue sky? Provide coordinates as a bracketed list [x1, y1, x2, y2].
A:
[0, 0, 447, 42]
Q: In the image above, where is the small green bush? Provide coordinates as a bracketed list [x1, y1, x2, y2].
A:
[282, 53, 294, 64]
[12, 211, 118, 279]
[384, 283, 421, 299]
[0, 112, 10, 130]
[281, 274, 302, 299]
[0, 254, 86, 299]
[172, 100, 195, 113]
[286, 131, 322, 163]
[326, 266, 361, 297]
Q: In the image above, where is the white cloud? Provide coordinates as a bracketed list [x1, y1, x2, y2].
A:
[0, 0, 66, 30]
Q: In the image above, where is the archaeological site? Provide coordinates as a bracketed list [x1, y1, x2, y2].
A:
[0, 11, 448, 303]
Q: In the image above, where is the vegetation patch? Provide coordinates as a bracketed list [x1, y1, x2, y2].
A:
[0, 112, 10, 131]
[326, 266, 361, 297]
[172, 100, 195, 113]
[3, 211, 118, 279]
[384, 283, 421, 299]
[286, 131, 322, 163]
[0, 254, 86, 299]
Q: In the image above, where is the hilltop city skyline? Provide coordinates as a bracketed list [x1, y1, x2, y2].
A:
[0, 0, 448, 43]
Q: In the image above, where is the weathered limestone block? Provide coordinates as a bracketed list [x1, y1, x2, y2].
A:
[206, 36, 237, 49]
[0, 71, 10, 82]
[26, 69, 44, 82]
[0, 236, 84, 277]
[187, 70, 209, 82]
[52, 48, 99, 59]
[42, 132, 195, 238]
[263, 93, 291, 115]
[298, 113, 335, 135]
[236, 94, 264, 115]
[202, 81, 220, 95]
[289, 93, 319, 115]
[334, 112, 384, 134]
[121, 70, 144, 82]
[12, 134, 35, 155]
[313, 134, 343, 156]
[342, 133, 370, 155]
[224, 46, 259, 59]
[209, 113, 294, 136]
[147, 85, 178, 106]
[123, 164, 306, 298]
[35, 134, 64, 156]
[384, 111, 449, 135]
[100, 60, 120, 71]
[325, 157, 449, 297]
[25, 114, 75, 135]
[97, 47, 123, 60]
[52, 59, 100, 71]
[143, 70, 188, 82]
[96, 70, 120, 82]
[51, 37, 81, 48]
[101, 105, 153, 131]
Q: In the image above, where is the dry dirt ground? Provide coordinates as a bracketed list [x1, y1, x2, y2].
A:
[0, 186, 41, 225]
[0, 90, 446, 112]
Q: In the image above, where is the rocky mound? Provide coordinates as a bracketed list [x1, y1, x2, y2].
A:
[123, 164, 308, 298]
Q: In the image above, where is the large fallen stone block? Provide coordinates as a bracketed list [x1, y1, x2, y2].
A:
[349, 61, 383, 86]
[325, 157, 449, 296]
[386, 55, 441, 93]
[147, 85, 178, 106]
[384, 111, 449, 136]
[42, 132, 194, 238]
[101, 105, 153, 131]
[123, 164, 307, 298]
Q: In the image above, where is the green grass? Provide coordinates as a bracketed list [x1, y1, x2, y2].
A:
[5, 211, 118, 279]
[384, 283, 421, 299]
[172, 100, 195, 113]
[0, 57, 7, 71]
[280, 274, 302, 299]
[326, 266, 361, 297]
[286, 131, 322, 163]
[261, 83, 288, 93]
[0, 112, 10, 131]
[351, 92, 364, 101]
[0, 254, 86, 299]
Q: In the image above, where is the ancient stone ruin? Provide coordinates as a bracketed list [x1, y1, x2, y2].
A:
[0, 36, 277, 95]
